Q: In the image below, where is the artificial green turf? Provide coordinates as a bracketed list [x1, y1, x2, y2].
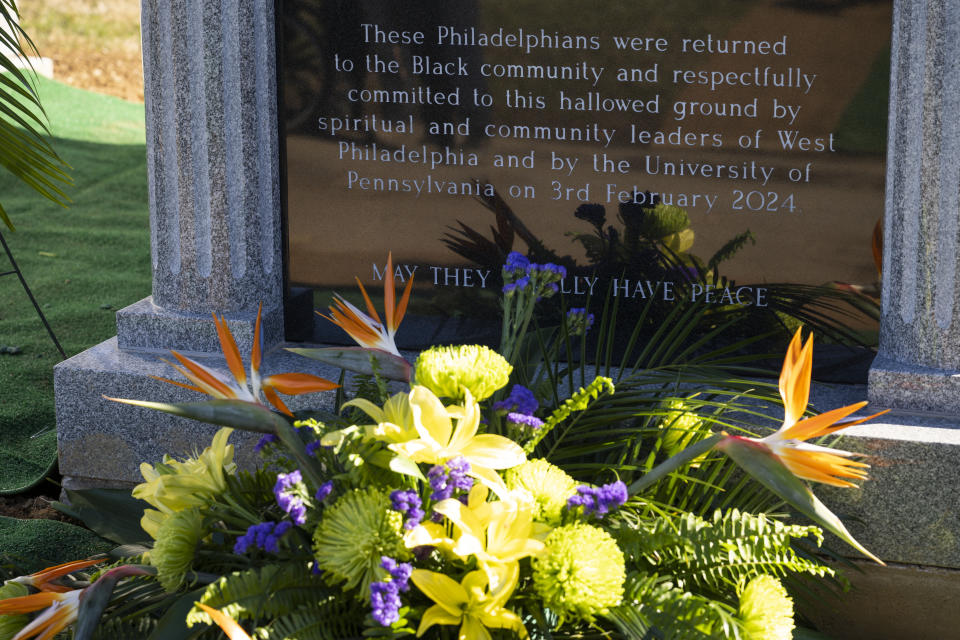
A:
[0, 76, 150, 493]
[0, 515, 113, 573]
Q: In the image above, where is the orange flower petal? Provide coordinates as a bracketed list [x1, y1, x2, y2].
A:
[393, 271, 414, 332]
[779, 330, 812, 427]
[18, 557, 105, 592]
[212, 314, 247, 387]
[170, 352, 235, 398]
[355, 278, 382, 324]
[778, 448, 869, 488]
[0, 591, 61, 614]
[263, 373, 339, 395]
[327, 304, 381, 345]
[263, 386, 293, 417]
[195, 603, 253, 640]
[778, 401, 868, 442]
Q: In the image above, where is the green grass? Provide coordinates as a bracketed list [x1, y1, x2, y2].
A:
[0, 76, 150, 493]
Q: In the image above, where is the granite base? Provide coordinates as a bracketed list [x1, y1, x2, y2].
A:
[54, 336, 344, 487]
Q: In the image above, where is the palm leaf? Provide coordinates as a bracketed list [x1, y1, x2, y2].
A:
[0, 0, 72, 231]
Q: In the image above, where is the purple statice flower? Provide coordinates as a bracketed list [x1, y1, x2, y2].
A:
[494, 385, 539, 415]
[305, 441, 322, 456]
[274, 470, 308, 525]
[507, 412, 545, 430]
[428, 457, 473, 501]
[539, 263, 568, 279]
[380, 557, 412, 592]
[504, 251, 530, 273]
[567, 481, 628, 518]
[502, 275, 531, 295]
[370, 556, 414, 625]
[370, 581, 402, 626]
[390, 489, 425, 530]
[315, 480, 334, 502]
[254, 433, 278, 453]
[233, 520, 293, 554]
[566, 308, 595, 336]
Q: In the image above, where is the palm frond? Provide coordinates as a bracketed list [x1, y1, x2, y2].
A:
[0, 0, 72, 230]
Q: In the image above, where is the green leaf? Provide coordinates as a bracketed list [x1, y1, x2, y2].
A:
[287, 347, 411, 381]
[715, 435, 883, 565]
[52, 488, 151, 545]
[627, 434, 723, 496]
[148, 588, 210, 640]
[74, 565, 154, 640]
[105, 397, 284, 434]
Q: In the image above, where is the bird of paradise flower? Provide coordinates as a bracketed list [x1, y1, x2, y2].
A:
[319, 252, 413, 357]
[629, 327, 889, 564]
[148, 302, 338, 416]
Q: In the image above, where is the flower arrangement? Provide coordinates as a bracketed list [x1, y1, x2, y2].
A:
[0, 252, 887, 640]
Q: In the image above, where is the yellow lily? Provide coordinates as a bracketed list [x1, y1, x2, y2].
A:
[411, 564, 527, 640]
[133, 427, 236, 538]
[390, 386, 526, 495]
[430, 485, 545, 590]
[729, 329, 887, 488]
[320, 252, 413, 357]
[345, 392, 418, 444]
[156, 302, 338, 416]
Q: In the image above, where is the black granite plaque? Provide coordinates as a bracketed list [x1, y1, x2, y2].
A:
[278, 0, 892, 374]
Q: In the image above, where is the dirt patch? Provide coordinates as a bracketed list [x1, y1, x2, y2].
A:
[18, 0, 144, 103]
[0, 493, 76, 523]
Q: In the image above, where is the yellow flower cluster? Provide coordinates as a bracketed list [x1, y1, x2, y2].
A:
[132, 427, 236, 539]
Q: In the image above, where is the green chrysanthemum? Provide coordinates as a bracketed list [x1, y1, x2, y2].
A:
[0, 582, 29, 640]
[505, 458, 579, 524]
[313, 488, 408, 598]
[151, 508, 205, 592]
[414, 345, 512, 401]
[738, 575, 795, 640]
[532, 523, 625, 624]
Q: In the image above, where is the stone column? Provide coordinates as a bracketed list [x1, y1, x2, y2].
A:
[868, 0, 960, 413]
[53, 0, 341, 490]
[116, 0, 284, 354]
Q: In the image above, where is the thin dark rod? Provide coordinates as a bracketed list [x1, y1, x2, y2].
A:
[0, 228, 67, 359]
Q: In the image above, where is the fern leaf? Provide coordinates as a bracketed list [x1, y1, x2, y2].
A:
[615, 510, 831, 601]
[254, 598, 362, 640]
[187, 563, 331, 628]
[606, 571, 743, 640]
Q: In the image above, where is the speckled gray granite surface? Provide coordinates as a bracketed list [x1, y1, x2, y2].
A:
[870, 0, 960, 413]
[55, 337, 350, 486]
